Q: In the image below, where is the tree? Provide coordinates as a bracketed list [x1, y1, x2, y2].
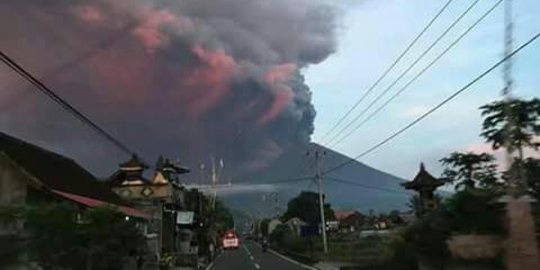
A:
[523, 158, 540, 196]
[407, 195, 422, 218]
[213, 199, 234, 233]
[11, 203, 146, 270]
[281, 191, 335, 225]
[480, 98, 540, 158]
[504, 157, 540, 198]
[260, 218, 271, 237]
[440, 152, 498, 190]
[388, 210, 402, 224]
[481, 98, 540, 193]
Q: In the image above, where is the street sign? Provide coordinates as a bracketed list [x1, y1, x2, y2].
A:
[176, 211, 195, 224]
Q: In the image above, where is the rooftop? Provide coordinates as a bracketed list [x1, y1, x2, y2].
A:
[0, 132, 128, 206]
[401, 163, 444, 191]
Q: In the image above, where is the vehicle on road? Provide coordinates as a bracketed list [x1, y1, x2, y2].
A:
[221, 231, 240, 250]
[261, 238, 268, 252]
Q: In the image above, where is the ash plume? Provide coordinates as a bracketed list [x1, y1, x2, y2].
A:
[0, 0, 337, 177]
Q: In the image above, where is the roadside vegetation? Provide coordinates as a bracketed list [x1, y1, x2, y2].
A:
[266, 97, 540, 270]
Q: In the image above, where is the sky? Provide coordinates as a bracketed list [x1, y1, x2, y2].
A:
[0, 0, 538, 186]
[306, 0, 540, 180]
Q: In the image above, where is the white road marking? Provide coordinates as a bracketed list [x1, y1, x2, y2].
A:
[254, 263, 260, 269]
[205, 252, 221, 270]
[243, 244, 252, 256]
[250, 255, 254, 260]
[267, 248, 317, 270]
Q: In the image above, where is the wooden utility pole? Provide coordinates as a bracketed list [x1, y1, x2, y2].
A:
[199, 163, 204, 217]
[315, 150, 328, 254]
[501, 0, 540, 269]
[211, 157, 217, 210]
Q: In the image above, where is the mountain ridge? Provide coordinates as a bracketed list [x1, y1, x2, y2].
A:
[221, 142, 415, 215]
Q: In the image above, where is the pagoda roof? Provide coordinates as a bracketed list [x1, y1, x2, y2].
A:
[160, 159, 190, 174]
[106, 170, 151, 186]
[402, 163, 444, 190]
[119, 155, 148, 170]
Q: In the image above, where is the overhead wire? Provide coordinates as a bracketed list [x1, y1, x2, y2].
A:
[323, 30, 540, 175]
[305, 179, 316, 191]
[330, 0, 503, 147]
[326, 0, 483, 147]
[1, 20, 138, 111]
[325, 177, 411, 196]
[0, 51, 137, 156]
[192, 176, 313, 190]
[318, 0, 455, 145]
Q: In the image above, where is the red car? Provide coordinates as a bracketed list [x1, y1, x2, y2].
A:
[221, 231, 240, 250]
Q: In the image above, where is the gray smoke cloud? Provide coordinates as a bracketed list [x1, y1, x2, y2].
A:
[0, 0, 337, 177]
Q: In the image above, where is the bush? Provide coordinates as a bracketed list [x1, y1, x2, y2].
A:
[400, 189, 505, 267]
[19, 203, 146, 270]
[379, 233, 418, 270]
[271, 225, 304, 251]
[444, 189, 505, 234]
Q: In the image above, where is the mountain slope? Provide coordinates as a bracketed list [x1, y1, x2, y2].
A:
[221, 142, 414, 215]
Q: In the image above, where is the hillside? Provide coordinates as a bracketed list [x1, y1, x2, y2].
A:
[221, 143, 414, 215]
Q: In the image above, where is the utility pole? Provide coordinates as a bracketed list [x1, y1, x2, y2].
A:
[199, 163, 204, 217]
[315, 150, 328, 254]
[501, 0, 540, 269]
[211, 157, 217, 210]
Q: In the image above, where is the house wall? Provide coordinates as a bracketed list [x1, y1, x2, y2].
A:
[0, 153, 28, 235]
[268, 219, 282, 235]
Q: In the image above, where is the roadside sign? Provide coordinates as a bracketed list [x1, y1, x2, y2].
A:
[176, 211, 194, 224]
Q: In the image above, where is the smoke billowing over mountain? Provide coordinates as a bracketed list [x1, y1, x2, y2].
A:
[0, 0, 338, 176]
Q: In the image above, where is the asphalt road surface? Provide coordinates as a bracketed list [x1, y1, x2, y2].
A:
[211, 241, 309, 270]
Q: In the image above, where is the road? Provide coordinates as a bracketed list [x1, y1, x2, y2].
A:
[211, 241, 309, 270]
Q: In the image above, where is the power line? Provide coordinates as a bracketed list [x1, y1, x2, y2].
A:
[305, 178, 316, 191]
[326, 0, 483, 146]
[0, 51, 137, 156]
[1, 20, 138, 111]
[330, 0, 502, 147]
[325, 177, 410, 196]
[193, 176, 312, 190]
[318, 0, 455, 145]
[232, 175, 313, 185]
[282, 145, 316, 191]
[323, 30, 540, 175]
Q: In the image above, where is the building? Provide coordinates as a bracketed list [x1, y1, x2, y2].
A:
[0, 132, 147, 236]
[107, 155, 191, 259]
[267, 218, 282, 236]
[285, 217, 307, 236]
[401, 163, 444, 216]
[335, 211, 366, 233]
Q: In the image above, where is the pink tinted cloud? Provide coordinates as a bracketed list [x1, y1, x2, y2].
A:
[466, 143, 497, 155]
[258, 64, 296, 125]
[73, 5, 104, 23]
[265, 63, 297, 85]
[465, 136, 540, 170]
[87, 48, 154, 106]
[179, 45, 238, 119]
[132, 7, 194, 53]
[257, 90, 293, 125]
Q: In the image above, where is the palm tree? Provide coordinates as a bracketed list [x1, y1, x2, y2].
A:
[440, 152, 498, 190]
[480, 98, 540, 159]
